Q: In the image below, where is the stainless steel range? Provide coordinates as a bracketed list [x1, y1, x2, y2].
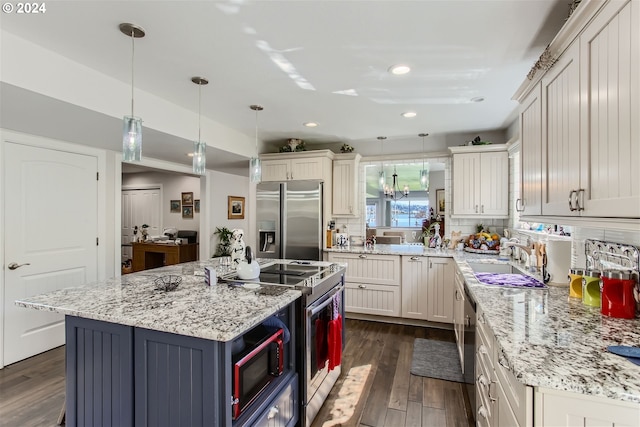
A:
[221, 260, 345, 426]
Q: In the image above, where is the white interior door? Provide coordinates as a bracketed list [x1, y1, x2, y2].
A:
[121, 188, 161, 263]
[3, 142, 98, 365]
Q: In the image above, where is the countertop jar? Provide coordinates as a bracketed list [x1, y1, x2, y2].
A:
[582, 269, 602, 307]
[601, 270, 638, 319]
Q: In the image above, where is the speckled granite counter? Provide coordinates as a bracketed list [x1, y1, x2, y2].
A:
[15, 259, 302, 342]
[326, 243, 454, 257]
[327, 244, 640, 404]
[455, 254, 640, 404]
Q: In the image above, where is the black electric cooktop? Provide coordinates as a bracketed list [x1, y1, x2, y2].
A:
[257, 263, 324, 286]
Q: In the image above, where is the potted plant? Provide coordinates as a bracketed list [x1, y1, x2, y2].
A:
[213, 226, 233, 257]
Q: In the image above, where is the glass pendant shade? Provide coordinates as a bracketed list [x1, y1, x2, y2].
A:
[378, 170, 386, 191]
[122, 116, 142, 162]
[420, 169, 429, 190]
[250, 157, 262, 183]
[193, 140, 206, 175]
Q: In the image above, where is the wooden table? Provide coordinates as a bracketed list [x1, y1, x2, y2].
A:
[131, 242, 198, 272]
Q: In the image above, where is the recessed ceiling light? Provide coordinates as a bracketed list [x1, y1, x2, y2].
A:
[401, 111, 417, 118]
[471, 96, 485, 103]
[389, 64, 411, 75]
[304, 122, 318, 127]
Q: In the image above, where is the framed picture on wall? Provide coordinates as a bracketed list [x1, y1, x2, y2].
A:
[182, 205, 193, 219]
[181, 192, 194, 206]
[436, 188, 445, 215]
[228, 196, 245, 219]
[170, 200, 181, 213]
[194, 199, 200, 213]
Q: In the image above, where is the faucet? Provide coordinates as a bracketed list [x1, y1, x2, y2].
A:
[503, 241, 532, 255]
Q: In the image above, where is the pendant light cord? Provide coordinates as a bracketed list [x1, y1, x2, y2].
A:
[255, 109, 259, 154]
[130, 29, 135, 117]
[198, 82, 202, 142]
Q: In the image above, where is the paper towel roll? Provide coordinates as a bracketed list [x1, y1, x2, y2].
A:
[546, 239, 572, 286]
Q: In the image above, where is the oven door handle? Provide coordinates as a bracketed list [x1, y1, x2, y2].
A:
[308, 285, 344, 317]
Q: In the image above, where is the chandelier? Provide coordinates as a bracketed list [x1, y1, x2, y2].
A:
[384, 165, 410, 200]
[119, 23, 145, 163]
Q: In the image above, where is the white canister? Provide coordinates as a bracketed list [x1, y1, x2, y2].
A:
[546, 239, 572, 286]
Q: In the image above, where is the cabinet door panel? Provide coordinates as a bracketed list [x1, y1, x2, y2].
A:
[327, 253, 400, 285]
[479, 151, 509, 216]
[519, 84, 543, 216]
[345, 283, 400, 317]
[427, 258, 454, 323]
[290, 158, 324, 180]
[542, 41, 581, 216]
[332, 160, 357, 216]
[401, 256, 428, 319]
[262, 160, 290, 182]
[580, 0, 640, 217]
[453, 153, 480, 215]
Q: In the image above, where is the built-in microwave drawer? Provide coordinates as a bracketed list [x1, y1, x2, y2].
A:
[253, 373, 298, 427]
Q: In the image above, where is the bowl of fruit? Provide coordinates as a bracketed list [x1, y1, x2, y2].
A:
[464, 231, 501, 254]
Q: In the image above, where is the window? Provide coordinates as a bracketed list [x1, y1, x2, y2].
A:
[364, 161, 445, 229]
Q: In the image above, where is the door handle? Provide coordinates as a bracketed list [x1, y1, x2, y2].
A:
[8, 262, 31, 270]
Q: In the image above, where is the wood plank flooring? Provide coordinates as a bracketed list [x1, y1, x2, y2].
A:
[0, 320, 473, 427]
[0, 345, 65, 427]
[311, 319, 474, 427]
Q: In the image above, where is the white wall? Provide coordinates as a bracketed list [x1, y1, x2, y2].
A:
[206, 170, 250, 258]
[122, 172, 202, 238]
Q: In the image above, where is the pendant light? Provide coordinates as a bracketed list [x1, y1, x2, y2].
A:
[191, 77, 208, 175]
[377, 136, 386, 191]
[249, 104, 264, 183]
[119, 23, 146, 163]
[419, 133, 430, 191]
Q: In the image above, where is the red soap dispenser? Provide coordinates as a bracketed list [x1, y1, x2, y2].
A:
[600, 270, 638, 319]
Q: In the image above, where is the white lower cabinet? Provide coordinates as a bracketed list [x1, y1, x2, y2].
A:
[427, 257, 454, 323]
[476, 308, 533, 427]
[401, 256, 428, 319]
[329, 253, 453, 323]
[327, 252, 401, 317]
[534, 387, 640, 427]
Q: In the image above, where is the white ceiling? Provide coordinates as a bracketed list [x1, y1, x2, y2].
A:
[0, 0, 567, 174]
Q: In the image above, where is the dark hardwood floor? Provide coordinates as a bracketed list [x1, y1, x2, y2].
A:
[0, 320, 473, 427]
[311, 319, 474, 427]
[0, 345, 65, 427]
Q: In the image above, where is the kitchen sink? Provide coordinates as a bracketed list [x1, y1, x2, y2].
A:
[467, 262, 516, 274]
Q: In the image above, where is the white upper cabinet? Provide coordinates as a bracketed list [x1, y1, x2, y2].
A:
[259, 151, 333, 182]
[332, 153, 361, 217]
[518, 83, 543, 216]
[579, 0, 639, 218]
[541, 40, 581, 216]
[515, 0, 639, 222]
[450, 145, 509, 218]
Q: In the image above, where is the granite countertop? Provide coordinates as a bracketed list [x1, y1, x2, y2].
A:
[455, 254, 640, 404]
[15, 259, 302, 342]
[325, 243, 455, 257]
[328, 243, 640, 403]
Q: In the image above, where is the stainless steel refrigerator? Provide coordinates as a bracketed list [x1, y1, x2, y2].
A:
[256, 180, 323, 261]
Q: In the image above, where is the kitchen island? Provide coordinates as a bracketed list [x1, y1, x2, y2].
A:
[326, 244, 640, 423]
[16, 258, 344, 427]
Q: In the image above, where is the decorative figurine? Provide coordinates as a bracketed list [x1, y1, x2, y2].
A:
[229, 229, 247, 266]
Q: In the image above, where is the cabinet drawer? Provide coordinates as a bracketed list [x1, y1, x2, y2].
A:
[327, 253, 400, 285]
[495, 347, 530, 427]
[345, 282, 401, 317]
[476, 309, 494, 358]
[253, 374, 298, 427]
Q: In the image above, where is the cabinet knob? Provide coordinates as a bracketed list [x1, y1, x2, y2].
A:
[410, 256, 420, 261]
[358, 284, 367, 289]
[481, 204, 484, 213]
[475, 204, 479, 213]
[359, 254, 367, 259]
